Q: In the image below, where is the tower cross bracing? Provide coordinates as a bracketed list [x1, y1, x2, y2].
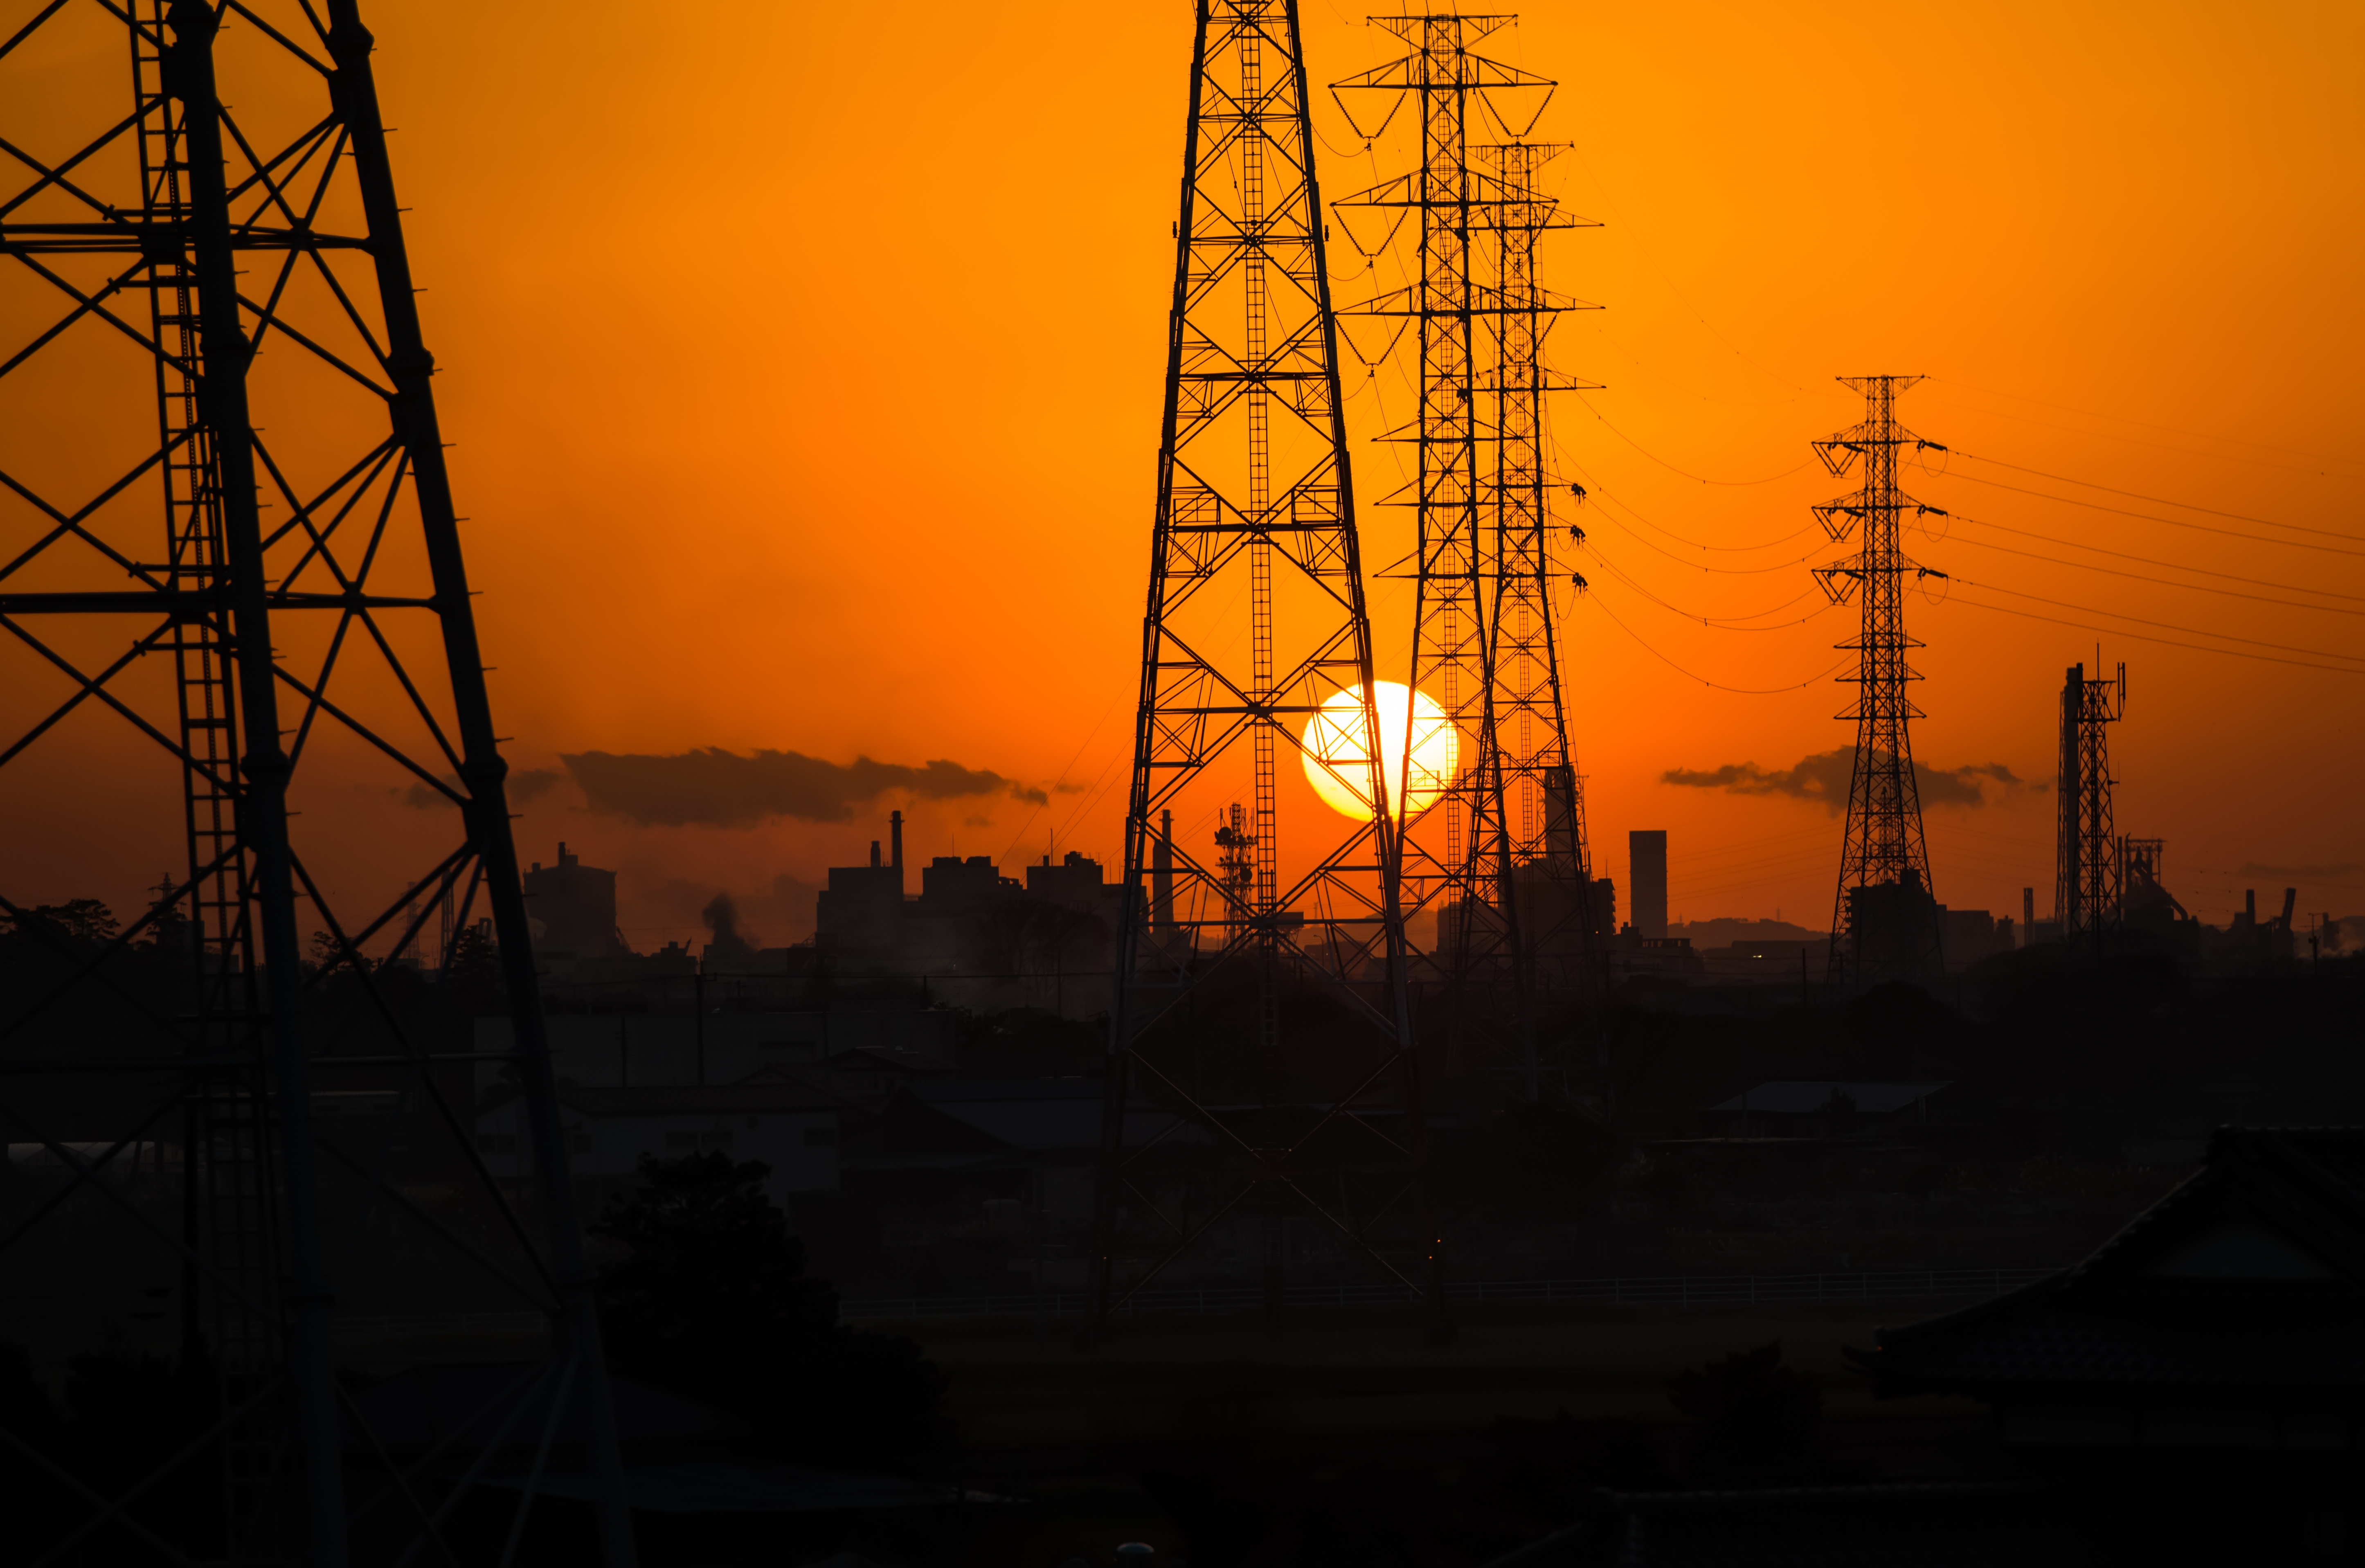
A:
[1091, 0, 1441, 1337]
[1334, 16, 1603, 1093]
[2056, 659, 2126, 957]
[1811, 374, 1949, 988]
[0, 3, 635, 1560]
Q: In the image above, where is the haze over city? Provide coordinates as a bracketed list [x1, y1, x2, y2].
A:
[11, 1, 2361, 953]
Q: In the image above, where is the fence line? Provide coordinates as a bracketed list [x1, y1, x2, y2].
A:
[839, 1267, 2063, 1322]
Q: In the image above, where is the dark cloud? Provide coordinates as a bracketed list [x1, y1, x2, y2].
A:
[561, 747, 1045, 828]
[511, 767, 566, 804]
[398, 765, 568, 811]
[1662, 749, 2033, 814]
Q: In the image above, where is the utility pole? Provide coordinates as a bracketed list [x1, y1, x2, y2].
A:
[1812, 377, 1949, 989]
[2056, 659, 2127, 961]
[1334, 15, 1602, 1098]
[0, 4, 635, 1561]
[1091, 0, 1436, 1341]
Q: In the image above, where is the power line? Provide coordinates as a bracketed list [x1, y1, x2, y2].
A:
[1952, 450, 2365, 544]
[1944, 587, 2365, 677]
[1936, 469, 2365, 559]
[1929, 376, 2365, 472]
[1559, 448, 1825, 552]
[1572, 393, 1819, 485]
[1586, 552, 1835, 629]
[1943, 527, 2365, 619]
[1946, 577, 2363, 664]
[1915, 394, 2348, 480]
[1559, 142, 1815, 398]
[1946, 511, 2365, 606]
[1584, 590, 1850, 693]
[1592, 513, 1817, 574]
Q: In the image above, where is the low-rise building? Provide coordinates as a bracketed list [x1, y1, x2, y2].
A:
[1703, 1080, 1990, 1140]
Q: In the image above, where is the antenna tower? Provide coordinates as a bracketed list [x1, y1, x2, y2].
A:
[0, 4, 632, 1561]
[2055, 659, 2126, 959]
[1090, 0, 1440, 1338]
[1811, 376, 1948, 988]
[1333, 17, 1602, 1094]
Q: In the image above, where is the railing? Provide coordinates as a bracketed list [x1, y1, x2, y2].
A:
[839, 1267, 2063, 1322]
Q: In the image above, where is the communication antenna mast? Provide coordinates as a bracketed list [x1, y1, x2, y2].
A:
[1811, 376, 1949, 988]
[1091, 0, 1440, 1340]
[0, 3, 633, 1561]
[2056, 659, 2127, 959]
[1334, 17, 1602, 1094]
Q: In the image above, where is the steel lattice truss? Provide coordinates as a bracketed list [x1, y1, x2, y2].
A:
[1811, 375, 1947, 988]
[0, 3, 632, 1561]
[2055, 659, 2125, 956]
[1089, 0, 1445, 1334]
[1333, 16, 1602, 1090]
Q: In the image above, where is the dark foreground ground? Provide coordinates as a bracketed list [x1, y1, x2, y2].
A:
[893, 1298, 1993, 1567]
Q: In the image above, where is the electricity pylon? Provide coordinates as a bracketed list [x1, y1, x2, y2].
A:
[1090, 0, 1441, 1339]
[2056, 659, 2126, 960]
[1334, 17, 1602, 1094]
[1811, 376, 1949, 989]
[1476, 138, 1604, 1092]
[0, 4, 632, 1562]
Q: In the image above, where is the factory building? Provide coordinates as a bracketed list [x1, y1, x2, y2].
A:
[520, 842, 625, 970]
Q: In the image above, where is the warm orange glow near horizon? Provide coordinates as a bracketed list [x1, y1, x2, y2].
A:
[6, 0, 2361, 949]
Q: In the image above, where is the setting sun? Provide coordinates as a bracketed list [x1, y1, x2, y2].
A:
[1299, 682, 1459, 822]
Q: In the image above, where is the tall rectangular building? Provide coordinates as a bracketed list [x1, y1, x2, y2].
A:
[1629, 830, 1669, 939]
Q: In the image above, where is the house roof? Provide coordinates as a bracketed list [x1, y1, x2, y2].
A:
[842, 1079, 1179, 1165]
[1481, 1482, 2078, 1568]
[1708, 1080, 1951, 1116]
[1852, 1127, 2365, 1399]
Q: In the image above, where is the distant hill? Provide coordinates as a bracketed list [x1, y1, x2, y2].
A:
[1669, 917, 1823, 947]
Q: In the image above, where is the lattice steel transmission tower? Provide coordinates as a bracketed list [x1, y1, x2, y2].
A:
[1333, 17, 1602, 1092]
[1476, 137, 1603, 1084]
[0, 4, 632, 1562]
[1090, 0, 1440, 1337]
[1811, 376, 1949, 988]
[2056, 659, 2126, 959]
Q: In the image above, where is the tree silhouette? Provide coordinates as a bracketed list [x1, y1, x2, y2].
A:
[592, 1152, 947, 1475]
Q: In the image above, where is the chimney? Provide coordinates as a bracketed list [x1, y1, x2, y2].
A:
[2021, 886, 2034, 945]
[870, 840, 881, 869]
[2244, 889, 2256, 923]
[890, 809, 905, 892]
[558, 841, 572, 866]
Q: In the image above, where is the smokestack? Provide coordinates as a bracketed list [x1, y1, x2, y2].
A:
[1153, 809, 1174, 931]
[2022, 886, 2034, 946]
[2244, 889, 2256, 923]
[2279, 887, 2297, 932]
[870, 840, 880, 869]
[890, 809, 905, 893]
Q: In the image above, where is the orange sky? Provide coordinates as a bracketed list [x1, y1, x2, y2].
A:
[10, 0, 2362, 952]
